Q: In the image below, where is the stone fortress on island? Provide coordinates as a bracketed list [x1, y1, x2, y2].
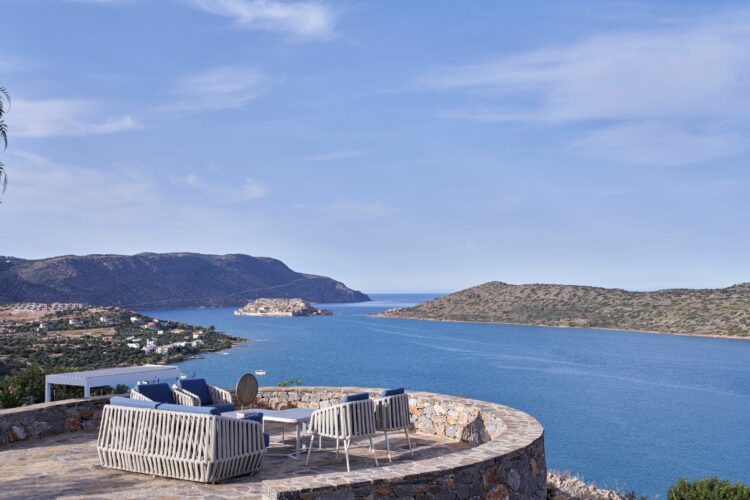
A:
[234, 298, 333, 317]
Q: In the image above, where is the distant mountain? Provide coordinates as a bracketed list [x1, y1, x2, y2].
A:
[0, 253, 369, 308]
[382, 281, 750, 337]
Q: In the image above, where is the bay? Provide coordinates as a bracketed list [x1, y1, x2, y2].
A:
[142, 293, 750, 497]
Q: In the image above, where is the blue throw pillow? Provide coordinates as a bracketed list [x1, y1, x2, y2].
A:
[110, 396, 161, 409]
[342, 392, 369, 403]
[158, 403, 221, 415]
[135, 383, 174, 404]
[379, 388, 405, 397]
[244, 411, 263, 423]
[263, 432, 270, 448]
[177, 378, 213, 406]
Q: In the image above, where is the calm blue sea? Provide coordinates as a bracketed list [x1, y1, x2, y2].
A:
[142, 293, 750, 498]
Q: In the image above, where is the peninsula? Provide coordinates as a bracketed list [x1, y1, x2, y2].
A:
[0, 252, 369, 308]
[234, 298, 332, 317]
[0, 303, 242, 376]
[382, 281, 750, 338]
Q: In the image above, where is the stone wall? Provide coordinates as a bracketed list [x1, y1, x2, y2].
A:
[255, 387, 546, 500]
[0, 395, 111, 446]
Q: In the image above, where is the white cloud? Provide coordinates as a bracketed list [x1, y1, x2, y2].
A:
[189, 0, 336, 40]
[10, 99, 139, 138]
[421, 10, 750, 165]
[3, 151, 154, 213]
[174, 174, 267, 202]
[170, 66, 270, 113]
[572, 122, 743, 166]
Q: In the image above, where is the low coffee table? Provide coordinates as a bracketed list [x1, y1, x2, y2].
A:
[224, 408, 314, 460]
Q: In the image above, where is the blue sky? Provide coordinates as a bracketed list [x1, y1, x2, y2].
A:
[2, 0, 749, 292]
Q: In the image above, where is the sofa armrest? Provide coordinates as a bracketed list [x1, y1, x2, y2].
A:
[129, 389, 151, 401]
[208, 385, 234, 405]
[215, 417, 265, 460]
[172, 387, 201, 406]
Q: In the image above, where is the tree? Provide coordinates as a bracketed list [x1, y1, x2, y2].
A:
[0, 86, 9, 194]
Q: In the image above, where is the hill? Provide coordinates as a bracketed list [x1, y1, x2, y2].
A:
[382, 281, 750, 337]
[0, 253, 369, 309]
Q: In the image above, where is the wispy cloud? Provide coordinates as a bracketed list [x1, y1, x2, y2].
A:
[189, 0, 336, 40]
[4, 151, 154, 213]
[169, 66, 270, 113]
[10, 98, 139, 138]
[307, 149, 368, 162]
[421, 10, 750, 165]
[323, 201, 396, 223]
[572, 122, 743, 167]
[173, 174, 267, 202]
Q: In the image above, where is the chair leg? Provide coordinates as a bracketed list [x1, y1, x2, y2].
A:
[318, 434, 322, 450]
[369, 436, 379, 467]
[404, 428, 414, 456]
[343, 439, 351, 472]
[305, 434, 315, 465]
[335, 438, 340, 459]
[384, 430, 392, 463]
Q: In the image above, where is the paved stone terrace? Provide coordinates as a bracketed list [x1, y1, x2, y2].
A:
[0, 425, 466, 499]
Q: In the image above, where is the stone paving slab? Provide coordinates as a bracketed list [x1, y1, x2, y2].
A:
[0, 424, 468, 500]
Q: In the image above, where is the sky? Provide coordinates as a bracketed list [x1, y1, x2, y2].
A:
[1, 0, 750, 293]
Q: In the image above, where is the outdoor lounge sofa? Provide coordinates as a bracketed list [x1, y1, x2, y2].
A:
[97, 396, 265, 483]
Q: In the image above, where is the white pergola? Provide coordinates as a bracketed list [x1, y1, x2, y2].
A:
[45, 364, 183, 402]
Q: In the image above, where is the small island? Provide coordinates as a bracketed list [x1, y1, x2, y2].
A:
[234, 298, 332, 317]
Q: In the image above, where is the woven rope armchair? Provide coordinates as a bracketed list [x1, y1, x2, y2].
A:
[375, 391, 413, 462]
[173, 383, 233, 407]
[97, 404, 265, 483]
[305, 397, 379, 472]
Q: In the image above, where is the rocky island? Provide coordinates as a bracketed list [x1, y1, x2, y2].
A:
[383, 281, 750, 338]
[234, 298, 332, 317]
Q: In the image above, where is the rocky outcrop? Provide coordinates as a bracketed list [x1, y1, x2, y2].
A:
[0, 253, 369, 308]
[234, 298, 332, 317]
[547, 471, 629, 499]
[384, 281, 750, 337]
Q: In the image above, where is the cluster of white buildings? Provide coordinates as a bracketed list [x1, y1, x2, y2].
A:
[130, 337, 204, 355]
[12, 302, 88, 313]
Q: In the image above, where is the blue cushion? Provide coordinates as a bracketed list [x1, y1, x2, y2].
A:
[206, 403, 237, 413]
[380, 388, 405, 397]
[176, 378, 212, 406]
[243, 411, 263, 423]
[342, 392, 369, 403]
[263, 432, 270, 448]
[135, 383, 174, 404]
[158, 403, 221, 415]
[110, 396, 161, 409]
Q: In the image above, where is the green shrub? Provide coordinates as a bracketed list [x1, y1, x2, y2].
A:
[668, 476, 750, 500]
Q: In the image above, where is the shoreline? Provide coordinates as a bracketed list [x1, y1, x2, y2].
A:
[374, 313, 750, 341]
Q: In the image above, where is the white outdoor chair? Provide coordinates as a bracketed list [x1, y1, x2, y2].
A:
[305, 395, 379, 472]
[375, 389, 413, 463]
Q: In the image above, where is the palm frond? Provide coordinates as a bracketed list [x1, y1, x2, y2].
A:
[0, 120, 8, 150]
[0, 161, 6, 194]
[0, 86, 8, 117]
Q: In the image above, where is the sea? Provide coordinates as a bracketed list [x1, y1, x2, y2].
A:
[142, 293, 750, 498]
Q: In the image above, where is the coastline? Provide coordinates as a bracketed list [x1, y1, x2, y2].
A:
[374, 313, 750, 341]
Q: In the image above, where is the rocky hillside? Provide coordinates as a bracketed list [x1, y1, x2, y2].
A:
[0, 253, 369, 309]
[383, 281, 750, 337]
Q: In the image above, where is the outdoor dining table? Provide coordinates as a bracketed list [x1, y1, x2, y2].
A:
[224, 407, 315, 460]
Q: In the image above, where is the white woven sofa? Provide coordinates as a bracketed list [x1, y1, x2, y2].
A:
[97, 396, 265, 483]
